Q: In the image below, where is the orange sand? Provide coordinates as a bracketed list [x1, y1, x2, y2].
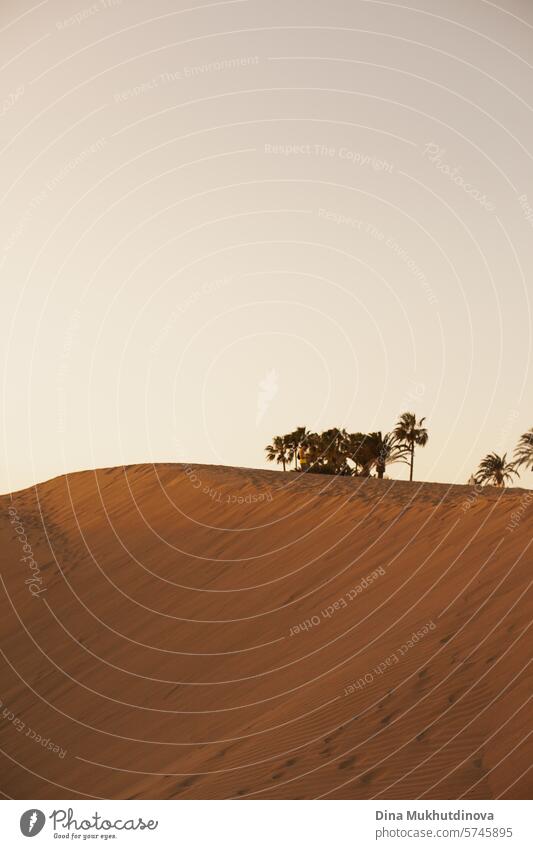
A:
[0, 464, 531, 799]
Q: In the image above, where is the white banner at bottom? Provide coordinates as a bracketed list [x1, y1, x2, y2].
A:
[2, 799, 530, 848]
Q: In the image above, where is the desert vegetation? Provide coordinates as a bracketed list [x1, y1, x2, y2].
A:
[474, 452, 518, 488]
[266, 417, 533, 487]
[471, 428, 533, 487]
[265, 413, 427, 479]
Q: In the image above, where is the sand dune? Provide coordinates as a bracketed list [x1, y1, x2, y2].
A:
[0, 463, 531, 799]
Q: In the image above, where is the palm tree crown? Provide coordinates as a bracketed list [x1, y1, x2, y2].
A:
[514, 428, 533, 472]
[265, 435, 291, 472]
[475, 452, 517, 487]
[289, 426, 311, 470]
[356, 431, 408, 478]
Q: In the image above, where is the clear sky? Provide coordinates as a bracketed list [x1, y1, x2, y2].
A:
[1, 0, 533, 493]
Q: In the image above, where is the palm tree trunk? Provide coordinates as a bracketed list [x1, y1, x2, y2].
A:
[410, 443, 414, 481]
[282, 458, 286, 472]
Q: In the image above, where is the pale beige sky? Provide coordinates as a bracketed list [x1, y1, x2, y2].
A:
[1, 0, 533, 492]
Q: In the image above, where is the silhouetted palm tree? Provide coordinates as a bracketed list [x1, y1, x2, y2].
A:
[358, 431, 408, 478]
[265, 435, 290, 472]
[475, 452, 518, 487]
[289, 426, 311, 470]
[342, 431, 368, 476]
[298, 429, 351, 475]
[393, 412, 428, 481]
[301, 431, 320, 470]
[514, 428, 533, 472]
[319, 428, 347, 473]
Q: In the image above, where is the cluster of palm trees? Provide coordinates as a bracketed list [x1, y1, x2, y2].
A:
[265, 419, 533, 487]
[265, 413, 428, 480]
[473, 429, 533, 487]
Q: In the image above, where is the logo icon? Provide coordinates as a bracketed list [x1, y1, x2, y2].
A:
[20, 809, 45, 837]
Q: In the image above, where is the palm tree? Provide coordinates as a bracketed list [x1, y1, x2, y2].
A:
[393, 412, 428, 481]
[301, 429, 352, 475]
[289, 426, 311, 470]
[342, 431, 368, 475]
[475, 452, 518, 487]
[514, 428, 533, 472]
[319, 427, 347, 473]
[301, 431, 320, 470]
[265, 435, 290, 472]
[358, 431, 408, 478]
[283, 433, 297, 470]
